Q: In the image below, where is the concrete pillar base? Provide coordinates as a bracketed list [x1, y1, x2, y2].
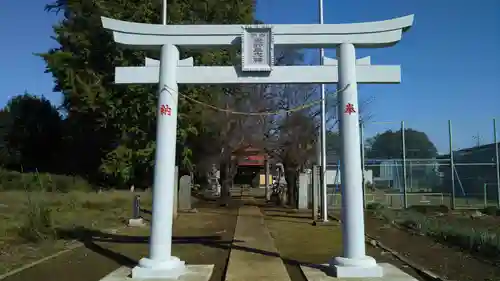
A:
[101, 264, 214, 281]
[301, 263, 418, 281]
[328, 256, 383, 278]
[127, 218, 146, 227]
[131, 256, 186, 279]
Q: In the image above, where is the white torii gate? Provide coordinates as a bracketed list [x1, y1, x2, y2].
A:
[101, 14, 413, 280]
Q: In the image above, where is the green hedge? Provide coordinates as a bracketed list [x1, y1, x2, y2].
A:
[0, 169, 93, 192]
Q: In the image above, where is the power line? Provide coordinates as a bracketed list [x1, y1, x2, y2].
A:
[161, 84, 350, 116]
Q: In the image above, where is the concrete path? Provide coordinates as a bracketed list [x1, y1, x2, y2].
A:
[225, 204, 291, 281]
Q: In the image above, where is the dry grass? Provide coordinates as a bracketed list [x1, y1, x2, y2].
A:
[262, 208, 426, 281]
[263, 208, 343, 264]
[1, 207, 237, 281]
[0, 190, 152, 275]
[115, 207, 238, 262]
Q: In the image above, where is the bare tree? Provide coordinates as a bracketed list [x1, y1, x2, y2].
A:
[257, 51, 375, 207]
[261, 82, 318, 206]
[191, 82, 271, 205]
[190, 48, 375, 208]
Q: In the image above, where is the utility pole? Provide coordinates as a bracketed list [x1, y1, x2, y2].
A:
[473, 132, 481, 147]
[162, 0, 167, 25]
[318, 0, 328, 223]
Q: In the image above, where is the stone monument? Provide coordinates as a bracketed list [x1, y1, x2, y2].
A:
[298, 172, 309, 209]
[173, 165, 179, 220]
[178, 175, 192, 211]
[212, 164, 221, 196]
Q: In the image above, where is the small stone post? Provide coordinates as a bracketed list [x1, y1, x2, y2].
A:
[128, 194, 146, 227]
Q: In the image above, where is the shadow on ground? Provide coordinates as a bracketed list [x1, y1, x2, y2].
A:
[56, 227, 243, 268]
[2, 196, 241, 281]
[55, 223, 325, 277]
[266, 213, 311, 220]
[6, 193, 331, 281]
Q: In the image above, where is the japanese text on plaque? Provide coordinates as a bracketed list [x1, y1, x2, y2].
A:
[251, 33, 267, 64]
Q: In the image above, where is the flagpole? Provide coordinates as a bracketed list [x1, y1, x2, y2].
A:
[162, 0, 167, 25]
[319, 0, 329, 222]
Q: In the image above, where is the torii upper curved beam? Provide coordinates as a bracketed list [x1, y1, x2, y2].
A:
[101, 15, 414, 49]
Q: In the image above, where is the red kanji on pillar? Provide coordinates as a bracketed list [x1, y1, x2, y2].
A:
[344, 103, 356, 115]
[160, 104, 171, 116]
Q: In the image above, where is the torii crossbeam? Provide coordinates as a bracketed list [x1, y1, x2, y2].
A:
[114, 56, 400, 84]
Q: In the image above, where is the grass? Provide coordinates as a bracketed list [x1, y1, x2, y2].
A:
[0, 170, 94, 192]
[261, 209, 343, 281]
[1, 206, 238, 281]
[329, 191, 499, 210]
[263, 208, 342, 264]
[0, 190, 152, 275]
[88, 207, 236, 266]
[367, 204, 500, 262]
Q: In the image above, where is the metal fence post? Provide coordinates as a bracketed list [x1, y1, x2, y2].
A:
[448, 120, 456, 209]
[401, 121, 408, 209]
[265, 158, 270, 201]
[494, 118, 500, 208]
[483, 183, 488, 208]
[312, 165, 319, 220]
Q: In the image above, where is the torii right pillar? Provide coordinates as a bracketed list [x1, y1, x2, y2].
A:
[330, 42, 382, 278]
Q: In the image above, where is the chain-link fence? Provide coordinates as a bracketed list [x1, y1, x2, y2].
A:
[441, 119, 500, 209]
[323, 119, 500, 210]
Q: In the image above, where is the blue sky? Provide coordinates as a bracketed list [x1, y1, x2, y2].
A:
[1, 0, 500, 153]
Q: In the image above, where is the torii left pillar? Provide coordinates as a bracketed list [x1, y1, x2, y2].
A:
[132, 44, 186, 279]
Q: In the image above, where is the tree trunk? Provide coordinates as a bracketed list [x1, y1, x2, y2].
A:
[219, 153, 235, 207]
[284, 168, 298, 209]
[219, 162, 229, 206]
